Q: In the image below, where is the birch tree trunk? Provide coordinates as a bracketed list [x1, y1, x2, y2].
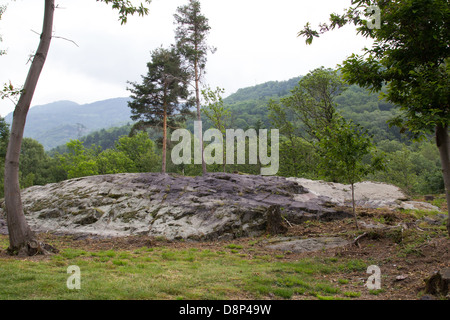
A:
[5, 0, 54, 254]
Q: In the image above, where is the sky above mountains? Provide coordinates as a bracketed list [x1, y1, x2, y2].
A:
[0, 0, 372, 117]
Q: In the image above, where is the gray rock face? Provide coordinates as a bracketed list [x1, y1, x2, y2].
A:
[287, 178, 441, 211]
[0, 173, 350, 240]
[0, 173, 436, 240]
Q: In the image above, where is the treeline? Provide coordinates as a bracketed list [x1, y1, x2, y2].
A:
[0, 67, 444, 198]
[220, 79, 410, 144]
[0, 128, 162, 198]
[264, 67, 443, 196]
[50, 124, 134, 155]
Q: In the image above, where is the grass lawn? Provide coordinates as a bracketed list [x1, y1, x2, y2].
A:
[0, 203, 448, 300]
[0, 235, 371, 300]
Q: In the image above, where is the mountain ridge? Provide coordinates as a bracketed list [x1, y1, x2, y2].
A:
[3, 74, 406, 151]
[4, 97, 133, 150]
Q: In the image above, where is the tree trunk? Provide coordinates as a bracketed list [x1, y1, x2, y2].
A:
[266, 205, 287, 235]
[222, 147, 226, 173]
[435, 124, 450, 236]
[5, 0, 54, 255]
[220, 122, 226, 173]
[162, 104, 167, 174]
[194, 56, 206, 176]
[351, 183, 359, 230]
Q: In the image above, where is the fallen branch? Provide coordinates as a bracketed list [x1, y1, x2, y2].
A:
[282, 216, 293, 228]
[353, 232, 368, 247]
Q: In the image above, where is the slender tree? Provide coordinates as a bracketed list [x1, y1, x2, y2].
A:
[127, 47, 193, 173]
[4, 0, 151, 255]
[174, 0, 214, 175]
[299, 0, 450, 235]
[201, 87, 230, 172]
[316, 116, 385, 229]
[269, 67, 346, 142]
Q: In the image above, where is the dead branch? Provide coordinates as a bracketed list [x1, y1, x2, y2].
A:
[353, 232, 368, 247]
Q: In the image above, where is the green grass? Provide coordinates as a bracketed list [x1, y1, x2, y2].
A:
[224, 244, 243, 250]
[402, 209, 444, 220]
[431, 197, 446, 209]
[344, 291, 361, 298]
[0, 240, 373, 300]
[369, 289, 385, 296]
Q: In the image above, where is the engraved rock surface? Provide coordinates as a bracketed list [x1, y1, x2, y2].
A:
[0, 173, 435, 240]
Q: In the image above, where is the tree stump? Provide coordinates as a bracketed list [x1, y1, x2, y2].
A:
[424, 268, 450, 298]
[266, 205, 288, 235]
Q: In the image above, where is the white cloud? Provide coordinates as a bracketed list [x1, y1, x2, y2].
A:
[0, 0, 372, 117]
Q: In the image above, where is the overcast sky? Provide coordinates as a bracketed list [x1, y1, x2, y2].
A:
[0, 0, 373, 117]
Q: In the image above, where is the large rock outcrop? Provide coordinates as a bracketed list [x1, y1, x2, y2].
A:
[0, 173, 436, 240]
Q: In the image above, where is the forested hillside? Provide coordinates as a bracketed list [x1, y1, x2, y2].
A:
[0, 73, 442, 199]
[4, 98, 132, 150]
[220, 76, 408, 144]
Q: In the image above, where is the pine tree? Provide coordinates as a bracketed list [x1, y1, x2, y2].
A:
[174, 0, 215, 175]
[127, 47, 193, 173]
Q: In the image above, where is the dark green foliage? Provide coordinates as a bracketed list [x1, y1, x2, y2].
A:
[268, 67, 346, 141]
[315, 117, 385, 185]
[276, 137, 319, 179]
[299, 0, 450, 234]
[99, 0, 151, 25]
[339, 0, 449, 135]
[316, 116, 385, 228]
[372, 139, 444, 195]
[298, 0, 449, 134]
[127, 47, 193, 133]
[0, 118, 65, 195]
[82, 124, 133, 150]
[226, 77, 302, 104]
[336, 86, 412, 143]
[0, 117, 9, 159]
[222, 76, 406, 143]
[19, 138, 65, 188]
[222, 78, 301, 130]
[127, 46, 194, 173]
[56, 132, 160, 179]
[174, 0, 212, 75]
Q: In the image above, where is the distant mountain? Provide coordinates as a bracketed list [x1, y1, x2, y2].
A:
[5, 97, 133, 150]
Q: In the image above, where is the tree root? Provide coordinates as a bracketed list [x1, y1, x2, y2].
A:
[8, 240, 59, 257]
